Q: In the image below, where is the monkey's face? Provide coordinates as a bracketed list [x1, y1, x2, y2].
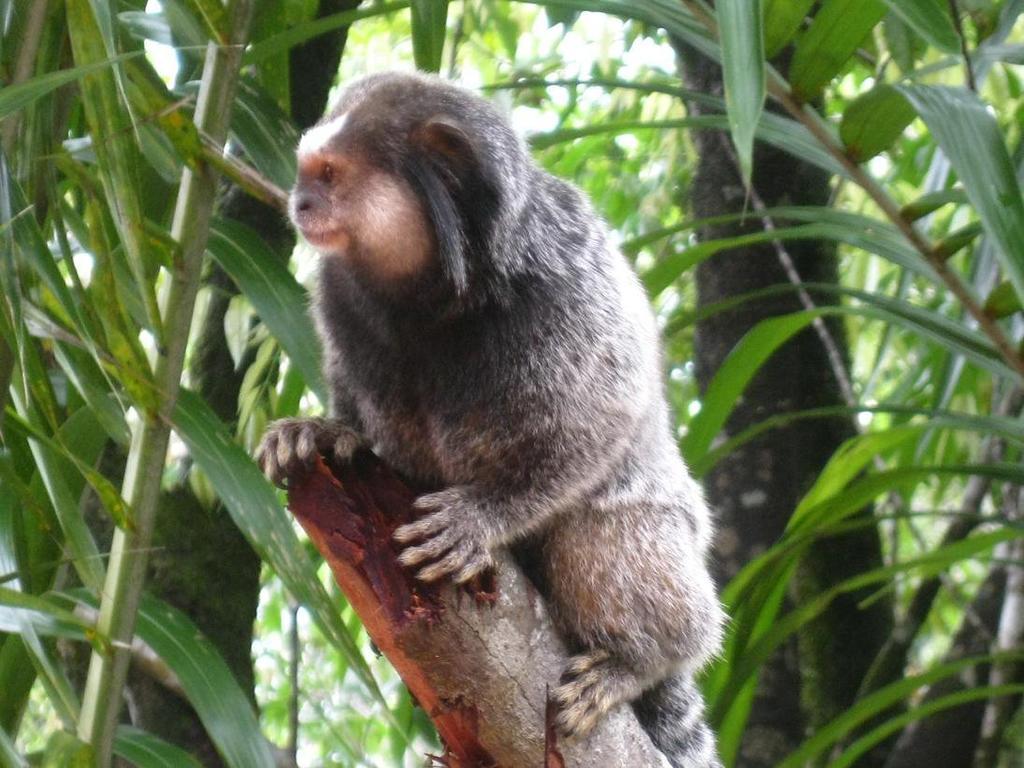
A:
[289, 117, 436, 283]
[290, 72, 513, 302]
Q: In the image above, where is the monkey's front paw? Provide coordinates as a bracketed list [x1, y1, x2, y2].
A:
[256, 418, 365, 488]
[393, 489, 494, 584]
[553, 650, 637, 740]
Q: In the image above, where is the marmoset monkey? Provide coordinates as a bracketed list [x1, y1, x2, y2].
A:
[257, 71, 725, 767]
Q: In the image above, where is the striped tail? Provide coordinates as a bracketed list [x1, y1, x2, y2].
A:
[633, 673, 722, 768]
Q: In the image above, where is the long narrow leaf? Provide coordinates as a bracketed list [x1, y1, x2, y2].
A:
[410, 0, 449, 72]
[763, 0, 814, 57]
[682, 305, 1009, 464]
[833, 684, 1024, 768]
[776, 651, 1024, 767]
[0, 53, 141, 121]
[72, 592, 275, 768]
[207, 218, 326, 404]
[714, 529, 1020, 729]
[789, 0, 886, 101]
[880, 0, 958, 53]
[717, 0, 765, 185]
[114, 727, 204, 768]
[898, 85, 1024, 310]
[245, 2, 411, 63]
[0, 588, 91, 639]
[0, 727, 26, 768]
[170, 390, 386, 708]
[114, 729, 203, 768]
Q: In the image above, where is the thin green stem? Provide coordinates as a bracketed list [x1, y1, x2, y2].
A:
[75, 1, 255, 764]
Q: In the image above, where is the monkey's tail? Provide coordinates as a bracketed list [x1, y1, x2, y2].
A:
[633, 673, 722, 768]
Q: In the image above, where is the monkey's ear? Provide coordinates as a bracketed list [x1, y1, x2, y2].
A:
[412, 116, 478, 165]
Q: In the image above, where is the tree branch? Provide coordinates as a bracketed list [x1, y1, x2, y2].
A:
[286, 452, 668, 768]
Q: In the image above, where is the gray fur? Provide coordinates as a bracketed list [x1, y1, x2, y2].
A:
[256, 70, 725, 766]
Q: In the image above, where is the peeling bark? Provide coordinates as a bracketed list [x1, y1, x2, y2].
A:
[287, 452, 669, 768]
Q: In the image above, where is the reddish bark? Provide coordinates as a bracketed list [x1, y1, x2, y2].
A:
[287, 451, 667, 768]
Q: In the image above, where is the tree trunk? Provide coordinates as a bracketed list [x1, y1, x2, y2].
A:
[674, 43, 892, 767]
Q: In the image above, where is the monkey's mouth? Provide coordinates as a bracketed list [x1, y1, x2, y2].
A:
[299, 226, 350, 252]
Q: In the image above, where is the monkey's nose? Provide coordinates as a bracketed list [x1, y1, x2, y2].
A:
[295, 196, 314, 213]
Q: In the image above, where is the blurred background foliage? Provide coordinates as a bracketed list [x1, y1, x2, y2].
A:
[2, 0, 1024, 766]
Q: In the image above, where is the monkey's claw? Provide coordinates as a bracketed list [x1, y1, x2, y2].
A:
[394, 490, 495, 584]
[256, 418, 365, 488]
[552, 650, 637, 740]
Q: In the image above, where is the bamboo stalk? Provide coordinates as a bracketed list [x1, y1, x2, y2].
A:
[75, 2, 255, 764]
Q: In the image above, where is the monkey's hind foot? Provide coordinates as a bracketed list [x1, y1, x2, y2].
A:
[257, 418, 365, 488]
[552, 650, 643, 740]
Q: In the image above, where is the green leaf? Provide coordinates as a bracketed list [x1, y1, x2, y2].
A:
[207, 218, 326, 405]
[717, 0, 766, 185]
[984, 279, 1021, 318]
[73, 592, 275, 768]
[794, 465, 1024, 535]
[411, 0, 449, 72]
[230, 78, 299, 190]
[183, 77, 298, 191]
[4, 408, 133, 534]
[53, 343, 131, 447]
[840, 84, 916, 161]
[714, 528, 1021, 730]
[118, 11, 177, 47]
[790, 426, 921, 522]
[682, 311, 816, 463]
[0, 726, 26, 768]
[169, 390, 387, 709]
[641, 221, 932, 298]
[692, 401, 1024, 478]
[17, 622, 80, 726]
[898, 85, 1024, 311]
[829, 683, 1024, 768]
[883, 11, 926, 73]
[934, 222, 982, 258]
[0, 53, 141, 121]
[0, 404, 108, 593]
[114, 727, 204, 768]
[42, 731, 93, 768]
[900, 188, 967, 221]
[763, 0, 815, 58]
[880, 0, 959, 53]
[245, 2, 411, 64]
[777, 651, 1024, 767]
[185, 0, 229, 42]
[532, 113, 845, 178]
[119, 6, 208, 50]
[67, 0, 163, 338]
[681, 303, 1010, 465]
[789, 0, 886, 101]
[0, 588, 91, 639]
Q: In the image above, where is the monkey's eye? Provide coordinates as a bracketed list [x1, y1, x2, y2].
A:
[319, 163, 337, 185]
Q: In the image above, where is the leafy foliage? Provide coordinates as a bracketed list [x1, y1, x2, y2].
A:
[1, 0, 1022, 766]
